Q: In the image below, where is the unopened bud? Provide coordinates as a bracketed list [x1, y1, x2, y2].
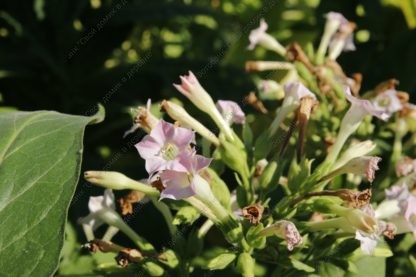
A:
[84, 171, 160, 197]
[161, 100, 220, 145]
[245, 61, 293, 72]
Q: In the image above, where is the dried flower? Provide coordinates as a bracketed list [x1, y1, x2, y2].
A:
[242, 203, 264, 225]
[124, 99, 159, 136]
[115, 248, 143, 267]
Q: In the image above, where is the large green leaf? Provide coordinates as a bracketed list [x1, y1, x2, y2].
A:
[0, 107, 103, 276]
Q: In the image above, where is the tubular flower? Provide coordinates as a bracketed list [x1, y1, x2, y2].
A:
[395, 156, 416, 177]
[316, 12, 353, 63]
[173, 71, 234, 140]
[216, 100, 246, 125]
[158, 154, 211, 200]
[81, 189, 116, 231]
[325, 87, 388, 164]
[322, 156, 382, 183]
[376, 184, 416, 234]
[372, 89, 403, 118]
[160, 100, 220, 146]
[259, 220, 303, 251]
[328, 16, 356, 60]
[269, 82, 316, 135]
[135, 120, 195, 175]
[257, 79, 284, 100]
[247, 18, 286, 56]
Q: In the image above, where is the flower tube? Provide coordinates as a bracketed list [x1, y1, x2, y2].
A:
[247, 18, 286, 56]
[173, 71, 234, 140]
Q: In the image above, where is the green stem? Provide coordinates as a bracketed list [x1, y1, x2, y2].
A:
[151, 198, 177, 237]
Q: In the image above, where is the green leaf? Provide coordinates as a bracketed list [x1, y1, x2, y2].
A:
[0, 108, 104, 276]
[291, 259, 315, 273]
[206, 253, 236, 270]
[246, 224, 266, 249]
[193, 247, 236, 270]
[346, 256, 386, 277]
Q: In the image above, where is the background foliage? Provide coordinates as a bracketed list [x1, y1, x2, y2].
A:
[0, 0, 415, 275]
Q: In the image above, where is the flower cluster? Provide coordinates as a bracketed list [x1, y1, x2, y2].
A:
[78, 11, 416, 276]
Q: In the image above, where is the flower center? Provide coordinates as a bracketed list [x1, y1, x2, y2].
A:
[160, 142, 179, 161]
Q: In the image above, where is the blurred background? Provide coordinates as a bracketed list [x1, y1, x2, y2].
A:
[0, 0, 415, 275]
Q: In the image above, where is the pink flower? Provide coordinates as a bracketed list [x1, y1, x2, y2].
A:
[344, 87, 389, 121]
[247, 19, 286, 56]
[135, 120, 195, 174]
[385, 184, 416, 225]
[372, 89, 403, 117]
[216, 100, 246, 125]
[173, 71, 204, 101]
[326, 12, 356, 59]
[284, 82, 316, 102]
[326, 12, 349, 26]
[395, 157, 416, 177]
[159, 154, 211, 200]
[173, 71, 234, 140]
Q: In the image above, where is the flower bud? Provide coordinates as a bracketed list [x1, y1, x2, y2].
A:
[84, 171, 160, 197]
[245, 61, 293, 72]
[218, 138, 250, 180]
[160, 100, 220, 146]
[258, 161, 278, 189]
[236, 253, 255, 277]
[257, 79, 285, 100]
[157, 249, 179, 269]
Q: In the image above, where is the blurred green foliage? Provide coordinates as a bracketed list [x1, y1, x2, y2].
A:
[0, 0, 415, 275]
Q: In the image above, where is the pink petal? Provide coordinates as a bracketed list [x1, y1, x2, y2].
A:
[284, 82, 316, 101]
[159, 170, 196, 200]
[344, 87, 389, 121]
[216, 100, 246, 124]
[135, 136, 161, 159]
